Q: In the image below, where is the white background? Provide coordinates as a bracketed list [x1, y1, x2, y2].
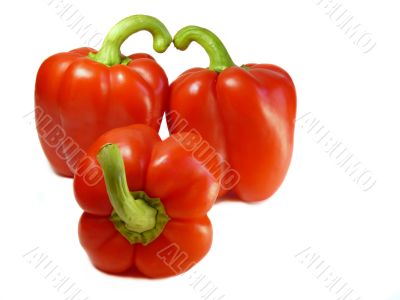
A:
[1, 0, 399, 299]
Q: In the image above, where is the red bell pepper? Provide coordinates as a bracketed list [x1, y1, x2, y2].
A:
[74, 124, 218, 278]
[35, 15, 171, 177]
[167, 26, 297, 202]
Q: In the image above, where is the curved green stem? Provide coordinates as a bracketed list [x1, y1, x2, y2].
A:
[173, 26, 236, 72]
[97, 144, 157, 233]
[90, 15, 172, 66]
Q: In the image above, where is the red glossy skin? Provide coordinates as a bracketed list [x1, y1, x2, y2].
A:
[35, 48, 168, 177]
[74, 124, 218, 278]
[168, 64, 296, 201]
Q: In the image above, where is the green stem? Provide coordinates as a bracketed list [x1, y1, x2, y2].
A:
[90, 15, 172, 66]
[97, 144, 157, 233]
[173, 26, 236, 72]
